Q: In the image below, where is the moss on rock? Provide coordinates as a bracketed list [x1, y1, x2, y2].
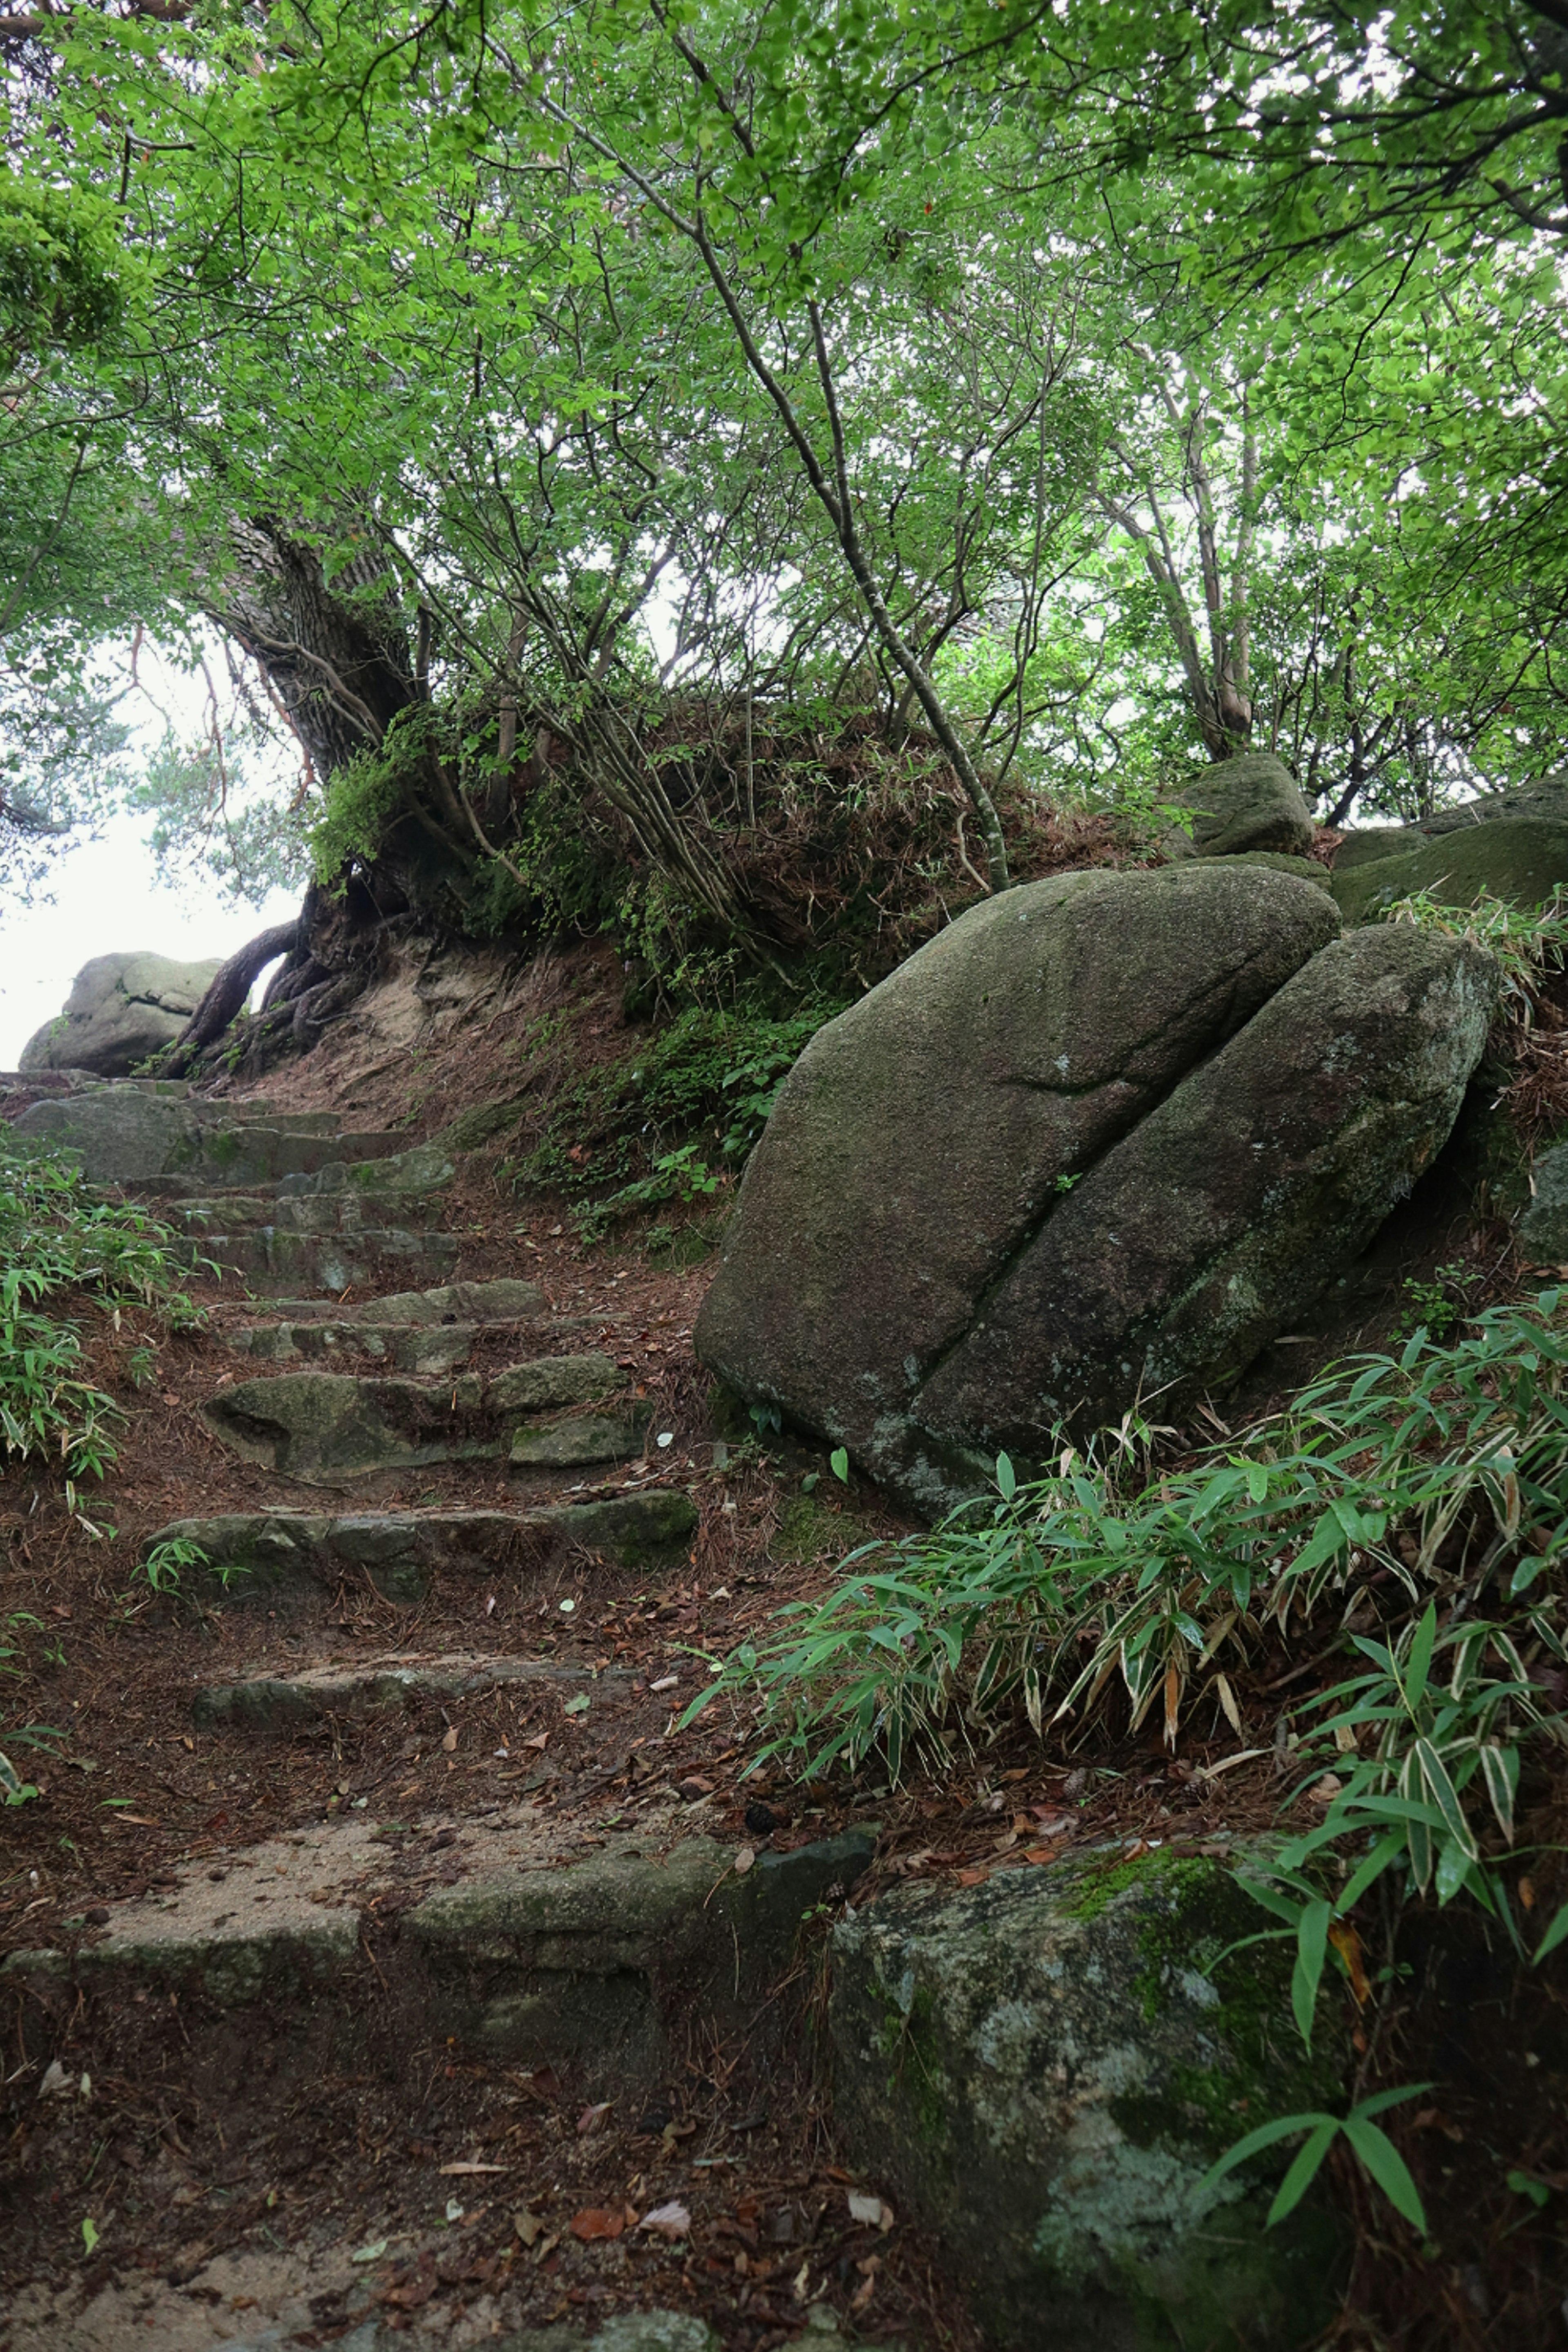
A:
[830, 1846, 1348, 2351]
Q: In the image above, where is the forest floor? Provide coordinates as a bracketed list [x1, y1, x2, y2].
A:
[2, 939, 1566, 2351]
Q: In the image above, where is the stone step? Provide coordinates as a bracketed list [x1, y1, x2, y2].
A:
[203, 1360, 640, 1481]
[258, 1277, 546, 1326]
[0, 1817, 875, 2095]
[187, 1224, 461, 1294]
[8, 1086, 403, 1187]
[154, 1137, 454, 1205]
[145, 1492, 699, 1601]
[192, 1649, 626, 1733]
[234, 1316, 497, 1373]
[177, 1186, 451, 1239]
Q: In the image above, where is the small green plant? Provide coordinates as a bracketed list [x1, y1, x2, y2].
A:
[1196, 2085, 1431, 2235]
[512, 996, 842, 1231]
[1390, 1261, 1477, 1345]
[0, 1134, 206, 1486]
[140, 1537, 209, 1594]
[0, 1720, 65, 1804]
[1381, 884, 1568, 1013]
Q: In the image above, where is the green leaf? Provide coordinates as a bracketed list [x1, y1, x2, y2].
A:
[1532, 1902, 1568, 1964]
[996, 1452, 1017, 1503]
[830, 1448, 850, 1485]
[1403, 1603, 1439, 1711]
[1266, 2118, 1339, 2226]
[1193, 2110, 1334, 2200]
[1291, 1898, 1332, 2049]
[1341, 2117, 1428, 2234]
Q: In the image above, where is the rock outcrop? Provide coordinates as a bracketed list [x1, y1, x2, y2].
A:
[1332, 813, 1568, 925]
[19, 952, 223, 1076]
[697, 867, 1496, 1515]
[830, 1849, 1348, 2351]
[1165, 750, 1316, 859]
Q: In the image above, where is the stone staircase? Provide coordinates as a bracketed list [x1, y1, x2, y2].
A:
[2, 1079, 898, 2348]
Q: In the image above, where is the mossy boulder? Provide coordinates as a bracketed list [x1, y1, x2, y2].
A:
[1331, 814, 1568, 925]
[1166, 752, 1316, 859]
[1520, 1140, 1568, 1264]
[697, 864, 1340, 1518]
[18, 951, 221, 1077]
[699, 869, 1493, 1517]
[829, 1848, 1350, 2351]
[1333, 771, 1568, 873]
[918, 925, 1498, 1463]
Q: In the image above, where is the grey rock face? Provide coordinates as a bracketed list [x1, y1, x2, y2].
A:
[202, 1361, 637, 1481]
[1169, 752, 1316, 859]
[1333, 771, 1568, 871]
[830, 1851, 1348, 2351]
[698, 873, 1494, 1516]
[918, 925, 1499, 1459]
[696, 866, 1341, 1514]
[145, 1492, 699, 1603]
[1331, 814, 1568, 924]
[1521, 1141, 1568, 1262]
[18, 951, 221, 1077]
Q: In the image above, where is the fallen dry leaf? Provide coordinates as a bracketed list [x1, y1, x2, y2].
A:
[733, 1845, 755, 1876]
[846, 2189, 895, 2232]
[1029, 1809, 1076, 1839]
[577, 2101, 612, 2136]
[637, 2200, 691, 2240]
[513, 2212, 546, 2247]
[1327, 1920, 1371, 2007]
[440, 1726, 459, 1754]
[439, 2161, 508, 2176]
[955, 1866, 990, 1889]
[570, 2206, 625, 2242]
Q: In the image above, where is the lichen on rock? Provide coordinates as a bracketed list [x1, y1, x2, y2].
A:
[830, 1846, 1348, 2351]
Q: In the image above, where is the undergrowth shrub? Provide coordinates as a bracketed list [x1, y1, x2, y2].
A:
[0, 1132, 203, 1481]
[695, 1293, 1568, 2234]
[511, 994, 844, 1240]
[695, 1292, 1567, 1804]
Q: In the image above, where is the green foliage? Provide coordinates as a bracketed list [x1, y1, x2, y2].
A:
[308, 737, 411, 884]
[1196, 2086, 1431, 2237]
[0, 177, 128, 373]
[1381, 886, 1568, 1014]
[513, 996, 842, 1232]
[692, 1291, 1568, 1791]
[0, 1134, 204, 1482]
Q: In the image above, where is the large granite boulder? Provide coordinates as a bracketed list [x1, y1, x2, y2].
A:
[696, 869, 1495, 1515]
[830, 1849, 1348, 2351]
[1167, 751, 1316, 859]
[1333, 772, 1568, 872]
[1331, 813, 1568, 925]
[18, 951, 222, 1077]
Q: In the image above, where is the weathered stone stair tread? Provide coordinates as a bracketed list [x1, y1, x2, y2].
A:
[258, 1277, 547, 1325]
[0, 1817, 875, 2090]
[193, 1648, 629, 1731]
[175, 1185, 450, 1234]
[10, 1086, 406, 1186]
[233, 1316, 495, 1372]
[184, 1225, 461, 1294]
[203, 1359, 637, 1479]
[145, 1492, 699, 1599]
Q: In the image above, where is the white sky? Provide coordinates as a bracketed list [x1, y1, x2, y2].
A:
[0, 817, 298, 1067]
[0, 646, 300, 1067]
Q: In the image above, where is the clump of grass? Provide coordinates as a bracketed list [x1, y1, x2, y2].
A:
[0, 1133, 205, 1482]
